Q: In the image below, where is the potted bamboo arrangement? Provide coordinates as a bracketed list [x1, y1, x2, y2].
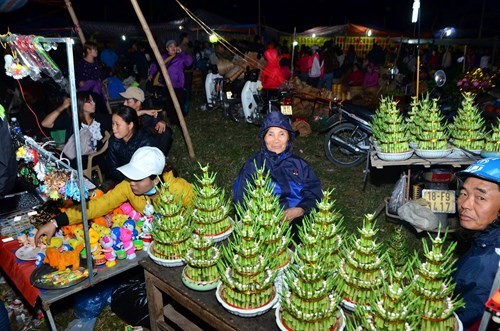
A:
[216, 166, 283, 317]
[482, 121, 500, 157]
[449, 92, 485, 155]
[276, 189, 346, 331]
[412, 94, 452, 158]
[412, 231, 464, 330]
[277, 243, 345, 331]
[371, 96, 413, 161]
[191, 164, 233, 242]
[385, 225, 410, 270]
[352, 260, 420, 331]
[182, 229, 221, 291]
[149, 180, 193, 267]
[298, 188, 345, 269]
[336, 213, 386, 311]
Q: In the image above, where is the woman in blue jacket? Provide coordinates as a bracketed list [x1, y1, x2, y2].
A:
[453, 157, 500, 330]
[233, 111, 323, 242]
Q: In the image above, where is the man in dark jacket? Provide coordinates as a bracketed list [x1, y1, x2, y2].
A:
[233, 111, 323, 241]
[0, 109, 17, 197]
[120, 86, 173, 158]
[453, 157, 500, 330]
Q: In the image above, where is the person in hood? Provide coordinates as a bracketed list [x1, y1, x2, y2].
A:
[261, 48, 285, 89]
[452, 157, 500, 330]
[233, 111, 323, 242]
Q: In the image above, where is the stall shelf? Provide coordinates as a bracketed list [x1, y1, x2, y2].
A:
[0, 35, 128, 331]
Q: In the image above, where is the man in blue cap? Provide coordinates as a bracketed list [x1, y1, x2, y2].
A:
[453, 157, 500, 330]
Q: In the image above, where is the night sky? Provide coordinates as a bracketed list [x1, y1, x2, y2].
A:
[0, 0, 498, 37]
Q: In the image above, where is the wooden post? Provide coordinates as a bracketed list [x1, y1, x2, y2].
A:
[130, 0, 195, 160]
[64, 0, 86, 45]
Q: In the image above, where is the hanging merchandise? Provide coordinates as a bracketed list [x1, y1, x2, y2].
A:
[2, 33, 68, 89]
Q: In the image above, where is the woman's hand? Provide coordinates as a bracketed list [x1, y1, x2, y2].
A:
[34, 221, 57, 246]
[284, 207, 304, 222]
[155, 120, 167, 134]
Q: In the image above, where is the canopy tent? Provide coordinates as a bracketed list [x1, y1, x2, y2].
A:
[297, 23, 411, 38]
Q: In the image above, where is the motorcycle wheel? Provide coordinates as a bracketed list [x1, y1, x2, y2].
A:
[324, 122, 369, 168]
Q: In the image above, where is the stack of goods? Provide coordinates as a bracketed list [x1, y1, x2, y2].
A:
[216, 166, 284, 316]
[412, 94, 451, 157]
[371, 96, 412, 160]
[412, 231, 464, 329]
[191, 164, 233, 242]
[277, 190, 345, 331]
[149, 181, 193, 266]
[336, 213, 386, 310]
[449, 92, 485, 152]
[289, 76, 332, 118]
[182, 232, 220, 291]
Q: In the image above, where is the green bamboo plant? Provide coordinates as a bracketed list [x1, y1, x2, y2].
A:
[335, 213, 387, 308]
[150, 180, 193, 261]
[191, 163, 233, 241]
[412, 94, 449, 150]
[484, 121, 500, 153]
[412, 230, 464, 330]
[449, 92, 486, 150]
[371, 96, 411, 153]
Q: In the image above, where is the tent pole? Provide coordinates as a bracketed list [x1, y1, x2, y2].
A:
[290, 27, 296, 79]
[130, 0, 195, 160]
[64, 0, 86, 45]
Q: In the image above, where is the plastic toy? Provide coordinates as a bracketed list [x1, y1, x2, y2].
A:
[44, 244, 84, 271]
[119, 228, 136, 260]
[120, 202, 141, 221]
[100, 235, 116, 267]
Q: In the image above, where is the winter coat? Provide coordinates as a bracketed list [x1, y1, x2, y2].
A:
[148, 51, 193, 89]
[107, 128, 158, 183]
[0, 118, 16, 196]
[261, 48, 285, 89]
[54, 171, 194, 227]
[453, 219, 500, 329]
[233, 111, 322, 214]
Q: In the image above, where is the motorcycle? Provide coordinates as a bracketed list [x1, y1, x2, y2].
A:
[323, 70, 448, 169]
[231, 68, 293, 125]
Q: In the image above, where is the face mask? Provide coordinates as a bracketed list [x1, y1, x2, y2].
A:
[144, 186, 157, 196]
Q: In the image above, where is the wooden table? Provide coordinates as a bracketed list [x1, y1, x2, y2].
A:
[140, 258, 278, 331]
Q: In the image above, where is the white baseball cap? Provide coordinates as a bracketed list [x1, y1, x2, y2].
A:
[117, 147, 165, 180]
[120, 86, 145, 102]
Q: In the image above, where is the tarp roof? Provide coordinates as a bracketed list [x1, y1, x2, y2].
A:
[297, 23, 412, 38]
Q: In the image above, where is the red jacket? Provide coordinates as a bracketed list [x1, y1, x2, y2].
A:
[261, 48, 285, 89]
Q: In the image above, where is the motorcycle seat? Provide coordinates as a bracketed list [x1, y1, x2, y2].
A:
[342, 103, 374, 122]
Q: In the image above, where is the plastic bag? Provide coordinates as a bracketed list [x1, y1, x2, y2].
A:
[73, 282, 115, 319]
[397, 200, 439, 232]
[110, 274, 150, 328]
[388, 174, 407, 215]
[65, 317, 96, 331]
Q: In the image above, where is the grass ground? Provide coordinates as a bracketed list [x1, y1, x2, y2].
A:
[3, 90, 430, 330]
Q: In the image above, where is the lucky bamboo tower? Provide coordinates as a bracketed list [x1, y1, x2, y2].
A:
[298, 188, 345, 270]
[412, 94, 449, 150]
[371, 96, 411, 153]
[150, 180, 192, 263]
[336, 213, 386, 308]
[216, 165, 286, 315]
[449, 92, 486, 151]
[385, 225, 411, 269]
[279, 243, 344, 331]
[191, 163, 233, 242]
[412, 231, 464, 330]
[237, 164, 292, 270]
[182, 230, 221, 291]
[484, 121, 500, 153]
[352, 260, 420, 331]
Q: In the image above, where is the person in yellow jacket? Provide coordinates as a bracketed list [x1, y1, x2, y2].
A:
[35, 146, 193, 245]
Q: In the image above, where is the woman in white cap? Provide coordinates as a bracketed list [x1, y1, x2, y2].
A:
[35, 146, 193, 245]
[147, 39, 193, 125]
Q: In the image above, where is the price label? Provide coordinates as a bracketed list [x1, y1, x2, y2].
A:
[280, 105, 292, 115]
[421, 189, 456, 214]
